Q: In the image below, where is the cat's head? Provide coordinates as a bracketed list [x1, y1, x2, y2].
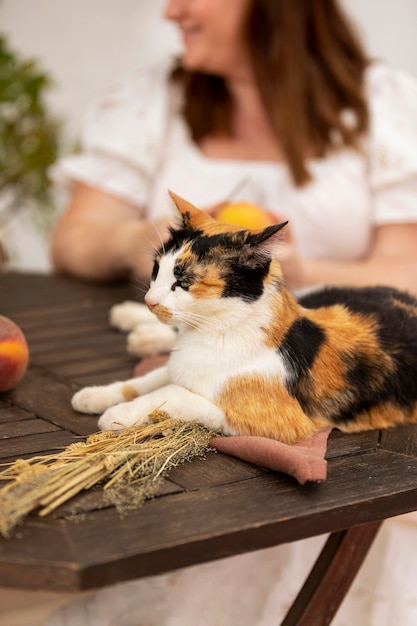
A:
[144, 191, 287, 327]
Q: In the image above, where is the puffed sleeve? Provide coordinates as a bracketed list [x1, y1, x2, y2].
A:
[53, 61, 174, 211]
[366, 64, 417, 225]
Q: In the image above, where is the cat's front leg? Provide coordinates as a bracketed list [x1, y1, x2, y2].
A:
[72, 366, 171, 415]
[98, 384, 226, 432]
[126, 323, 177, 357]
[109, 301, 156, 331]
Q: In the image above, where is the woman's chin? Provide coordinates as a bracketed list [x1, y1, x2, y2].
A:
[180, 47, 212, 74]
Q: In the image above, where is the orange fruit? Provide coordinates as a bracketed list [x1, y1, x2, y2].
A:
[215, 202, 274, 230]
[0, 316, 29, 392]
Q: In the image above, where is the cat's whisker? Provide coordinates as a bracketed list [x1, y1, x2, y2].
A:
[135, 245, 160, 258]
[130, 279, 151, 299]
[132, 278, 151, 291]
[173, 313, 202, 331]
[149, 221, 167, 255]
[173, 313, 207, 332]
[183, 313, 215, 329]
[148, 241, 161, 256]
[178, 311, 220, 333]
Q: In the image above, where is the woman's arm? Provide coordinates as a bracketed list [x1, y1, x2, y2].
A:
[50, 183, 171, 282]
[281, 223, 417, 295]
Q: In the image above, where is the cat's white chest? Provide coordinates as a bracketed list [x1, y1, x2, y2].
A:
[168, 328, 286, 400]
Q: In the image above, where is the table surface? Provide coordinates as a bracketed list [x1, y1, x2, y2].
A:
[1, 271, 417, 598]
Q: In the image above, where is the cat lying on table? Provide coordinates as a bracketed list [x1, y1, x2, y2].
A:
[72, 192, 417, 445]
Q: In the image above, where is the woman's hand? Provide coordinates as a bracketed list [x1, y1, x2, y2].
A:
[51, 183, 173, 283]
[278, 223, 417, 297]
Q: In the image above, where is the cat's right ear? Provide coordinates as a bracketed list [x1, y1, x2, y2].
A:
[168, 190, 212, 229]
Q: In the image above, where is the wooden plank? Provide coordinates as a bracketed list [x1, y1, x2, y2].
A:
[0, 405, 36, 423]
[1, 273, 135, 312]
[380, 423, 417, 458]
[28, 332, 124, 358]
[0, 418, 59, 439]
[0, 430, 78, 460]
[326, 429, 380, 458]
[74, 369, 136, 386]
[0, 522, 84, 591]
[53, 355, 136, 378]
[53, 479, 184, 518]
[9, 306, 110, 329]
[22, 321, 112, 344]
[168, 451, 266, 489]
[34, 344, 128, 367]
[4, 367, 98, 436]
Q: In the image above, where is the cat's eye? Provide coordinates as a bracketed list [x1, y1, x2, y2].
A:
[172, 263, 190, 291]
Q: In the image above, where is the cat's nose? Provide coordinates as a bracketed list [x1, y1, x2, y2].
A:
[144, 293, 158, 311]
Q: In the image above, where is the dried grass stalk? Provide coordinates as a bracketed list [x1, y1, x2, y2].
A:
[0, 411, 216, 538]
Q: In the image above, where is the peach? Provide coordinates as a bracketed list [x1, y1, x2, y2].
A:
[0, 315, 29, 392]
[215, 202, 275, 230]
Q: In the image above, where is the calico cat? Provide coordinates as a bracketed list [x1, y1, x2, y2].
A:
[72, 192, 417, 444]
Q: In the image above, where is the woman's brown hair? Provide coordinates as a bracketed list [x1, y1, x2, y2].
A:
[171, 0, 369, 186]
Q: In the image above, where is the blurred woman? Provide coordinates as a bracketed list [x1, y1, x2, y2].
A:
[51, 0, 417, 293]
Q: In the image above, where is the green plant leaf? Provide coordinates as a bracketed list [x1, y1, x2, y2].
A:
[0, 35, 61, 224]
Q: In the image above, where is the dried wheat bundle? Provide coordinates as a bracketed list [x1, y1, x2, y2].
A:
[0, 411, 216, 539]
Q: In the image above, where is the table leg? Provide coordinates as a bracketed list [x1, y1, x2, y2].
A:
[279, 520, 382, 626]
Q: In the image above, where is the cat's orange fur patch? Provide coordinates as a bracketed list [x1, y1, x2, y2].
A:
[342, 401, 417, 433]
[203, 220, 248, 237]
[121, 384, 139, 402]
[262, 290, 298, 348]
[176, 245, 194, 265]
[307, 341, 348, 408]
[151, 304, 172, 323]
[217, 374, 326, 444]
[265, 260, 284, 286]
[307, 307, 392, 399]
[189, 266, 225, 299]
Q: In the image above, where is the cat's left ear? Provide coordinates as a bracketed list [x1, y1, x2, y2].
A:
[168, 190, 213, 229]
[245, 222, 288, 261]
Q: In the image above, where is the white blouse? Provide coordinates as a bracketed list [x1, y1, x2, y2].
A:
[56, 59, 417, 262]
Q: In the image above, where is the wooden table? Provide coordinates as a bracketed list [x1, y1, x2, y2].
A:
[1, 271, 417, 626]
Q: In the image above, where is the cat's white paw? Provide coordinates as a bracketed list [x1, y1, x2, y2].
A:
[72, 383, 125, 414]
[98, 400, 152, 431]
[127, 323, 177, 357]
[109, 301, 156, 331]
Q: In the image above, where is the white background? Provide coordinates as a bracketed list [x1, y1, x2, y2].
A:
[1, 0, 417, 272]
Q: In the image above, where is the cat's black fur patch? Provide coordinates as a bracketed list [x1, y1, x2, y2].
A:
[151, 260, 159, 282]
[298, 285, 416, 313]
[221, 261, 271, 302]
[190, 232, 245, 260]
[279, 317, 326, 394]
[163, 226, 203, 254]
